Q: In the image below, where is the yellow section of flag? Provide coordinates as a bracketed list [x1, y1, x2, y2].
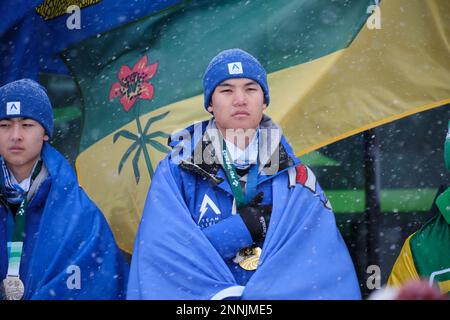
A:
[276, 0, 450, 154]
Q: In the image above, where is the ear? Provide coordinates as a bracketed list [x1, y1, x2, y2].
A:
[207, 106, 213, 113]
[262, 104, 267, 112]
[43, 135, 49, 142]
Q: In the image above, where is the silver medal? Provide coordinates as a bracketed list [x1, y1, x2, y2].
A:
[2, 276, 24, 300]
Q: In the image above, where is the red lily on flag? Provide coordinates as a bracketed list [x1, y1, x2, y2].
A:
[109, 55, 158, 111]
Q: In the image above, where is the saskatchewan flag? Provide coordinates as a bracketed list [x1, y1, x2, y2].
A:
[62, 0, 450, 253]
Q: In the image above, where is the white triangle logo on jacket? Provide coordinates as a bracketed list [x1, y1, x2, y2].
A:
[198, 194, 221, 223]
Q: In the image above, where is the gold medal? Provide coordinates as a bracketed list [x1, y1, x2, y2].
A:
[233, 247, 262, 271]
[2, 276, 24, 300]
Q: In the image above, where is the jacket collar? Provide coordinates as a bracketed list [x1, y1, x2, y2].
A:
[175, 115, 298, 185]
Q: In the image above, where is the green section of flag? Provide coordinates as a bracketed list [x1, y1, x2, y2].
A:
[300, 151, 340, 167]
[53, 106, 82, 124]
[62, 0, 371, 152]
[327, 188, 438, 214]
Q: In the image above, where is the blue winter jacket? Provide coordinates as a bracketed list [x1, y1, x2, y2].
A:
[0, 143, 129, 299]
[127, 116, 361, 299]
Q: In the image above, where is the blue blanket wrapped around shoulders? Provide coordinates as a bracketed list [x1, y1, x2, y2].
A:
[127, 156, 361, 299]
[1, 143, 129, 299]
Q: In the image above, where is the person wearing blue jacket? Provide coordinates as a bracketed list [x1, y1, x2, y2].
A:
[0, 79, 129, 300]
[127, 49, 361, 300]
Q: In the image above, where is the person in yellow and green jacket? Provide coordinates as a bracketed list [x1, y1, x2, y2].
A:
[388, 121, 450, 296]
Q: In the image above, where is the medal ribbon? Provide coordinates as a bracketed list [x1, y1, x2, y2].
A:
[5, 160, 42, 279]
[221, 138, 258, 209]
[220, 137, 262, 270]
[6, 199, 27, 277]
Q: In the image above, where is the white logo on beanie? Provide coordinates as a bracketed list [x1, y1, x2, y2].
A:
[228, 62, 243, 75]
[6, 102, 20, 115]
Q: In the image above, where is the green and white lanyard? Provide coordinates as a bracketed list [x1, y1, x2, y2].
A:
[221, 138, 259, 209]
[4, 161, 42, 293]
[6, 198, 28, 279]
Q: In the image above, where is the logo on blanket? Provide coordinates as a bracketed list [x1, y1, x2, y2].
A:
[295, 164, 316, 193]
[295, 164, 332, 210]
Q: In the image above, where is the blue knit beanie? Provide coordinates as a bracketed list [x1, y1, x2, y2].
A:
[203, 49, 270, 111]
[0, 79, 53, 138]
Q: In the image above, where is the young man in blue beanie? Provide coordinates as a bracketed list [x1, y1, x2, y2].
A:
[0, 79, 129, 300]
[127, 49, 361, 299]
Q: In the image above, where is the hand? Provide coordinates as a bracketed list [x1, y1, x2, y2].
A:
[239, 192, 272, 243]
[369, 279, 447, 300]
[395, 279, 447, 300]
